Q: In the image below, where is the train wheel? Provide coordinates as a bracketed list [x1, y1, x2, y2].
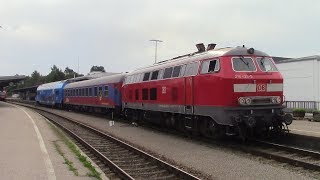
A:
[200, 118, 220, 138]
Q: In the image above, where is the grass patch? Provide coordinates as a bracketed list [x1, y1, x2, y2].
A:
[48, 122, 101, 180]
[53, 141, 78, 176]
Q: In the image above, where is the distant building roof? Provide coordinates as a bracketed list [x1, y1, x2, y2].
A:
[272, 56, 293, 64]
[0, 75, 26, 87]
[274, 55, 320, 64]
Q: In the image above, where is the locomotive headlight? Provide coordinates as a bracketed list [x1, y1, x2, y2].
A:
[238, 97, 246, 105]
[276, 96, 281, 104]
[245, 97, 252, 105]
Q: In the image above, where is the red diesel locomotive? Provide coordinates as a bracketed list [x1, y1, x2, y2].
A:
[122, 43, 292, 138]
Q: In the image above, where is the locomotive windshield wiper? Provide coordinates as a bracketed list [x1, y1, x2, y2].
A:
[239, 56, 249, 68]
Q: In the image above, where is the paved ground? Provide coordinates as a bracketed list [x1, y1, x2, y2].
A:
[0, 101, 105, 180]
[290, 119, 320, 137]
[47, 108, 319, 180]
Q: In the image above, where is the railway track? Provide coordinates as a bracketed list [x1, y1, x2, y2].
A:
[241, 140, 320, 172]
[28, 107, 200, 179]
[9, 100, 320, 176]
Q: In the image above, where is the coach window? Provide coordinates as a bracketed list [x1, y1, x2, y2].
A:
[135, 89, 139, 100]
[163, 67, 173, 79]
[142, 88, 148, 100]
[143, 72, 151, 81]
[151, 70, 159, 80]
[88, 88, 92, 96]
[94, 87, 98, 96]
[184, 62, 199, 76]
[104, 86, 109, 97]
[172, 66, 181, 78]
[232, 57, 256, 72]
[150, 88, 157, 100]
[87, 88, 90, 96]
[201, 59, 220, 74]
[98, 87, 103, 97]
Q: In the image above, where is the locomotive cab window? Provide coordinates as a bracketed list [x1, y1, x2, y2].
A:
[257, 57, 278, 72]
[232, 57, 256, 72]
[201, 59, 220, 74]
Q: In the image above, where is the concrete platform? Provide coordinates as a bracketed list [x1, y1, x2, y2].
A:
[290, 120, 320, 138]
[0, 101, 105, 180]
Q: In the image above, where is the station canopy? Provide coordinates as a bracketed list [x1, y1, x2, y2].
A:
[0, 75, 26, 88]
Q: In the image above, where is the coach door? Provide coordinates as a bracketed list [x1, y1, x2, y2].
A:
[184, 62, 199, 114]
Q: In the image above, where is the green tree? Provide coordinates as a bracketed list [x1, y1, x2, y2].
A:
[90, 65, 105, 73]
[46, 65, 65, 82]
[64, 67, 81, 79]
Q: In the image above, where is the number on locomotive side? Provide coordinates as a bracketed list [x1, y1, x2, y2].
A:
[257, 84, 266, 92]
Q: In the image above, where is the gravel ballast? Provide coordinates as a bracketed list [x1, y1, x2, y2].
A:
[45, 108, 318, 179]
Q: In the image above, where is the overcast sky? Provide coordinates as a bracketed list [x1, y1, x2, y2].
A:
[0, 0, 319, 76]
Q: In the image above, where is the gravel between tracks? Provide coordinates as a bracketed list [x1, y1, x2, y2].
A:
[44, 108, 318, 180]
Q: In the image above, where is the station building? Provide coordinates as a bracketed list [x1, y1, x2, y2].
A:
[275, 56, 320, 109]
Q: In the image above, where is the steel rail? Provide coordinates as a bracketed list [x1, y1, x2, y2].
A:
[12, 101, 200, 180]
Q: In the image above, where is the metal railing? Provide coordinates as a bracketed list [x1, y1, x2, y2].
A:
[285, 101, 320, 110]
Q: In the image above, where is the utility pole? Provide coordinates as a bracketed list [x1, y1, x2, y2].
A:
[77, 56, 80, 75]
[150, 39, 163, 63]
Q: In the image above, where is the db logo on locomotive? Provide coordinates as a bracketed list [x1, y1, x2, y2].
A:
[257, 84, 266, 92]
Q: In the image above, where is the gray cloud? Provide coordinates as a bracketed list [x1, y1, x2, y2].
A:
[0, 0, 319, 76]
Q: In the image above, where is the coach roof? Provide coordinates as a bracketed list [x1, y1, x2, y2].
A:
[64, 73, 126, 89]
[37, 80, 67, 91]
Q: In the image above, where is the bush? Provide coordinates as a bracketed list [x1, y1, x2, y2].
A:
[313, 110, 320, 122]
[312, 110, 320, 115]
[293, 108, 306, 118]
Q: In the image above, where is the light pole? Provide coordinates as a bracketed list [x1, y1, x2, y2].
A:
[150, 39, 162, 63]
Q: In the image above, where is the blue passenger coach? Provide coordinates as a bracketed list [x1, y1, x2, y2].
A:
[36, 80, 68, 107]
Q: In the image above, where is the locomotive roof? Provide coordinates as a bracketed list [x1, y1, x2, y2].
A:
[37, 80, 67, 91]
[65, 73, 126, 89]
[128, 46, 269, 75]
